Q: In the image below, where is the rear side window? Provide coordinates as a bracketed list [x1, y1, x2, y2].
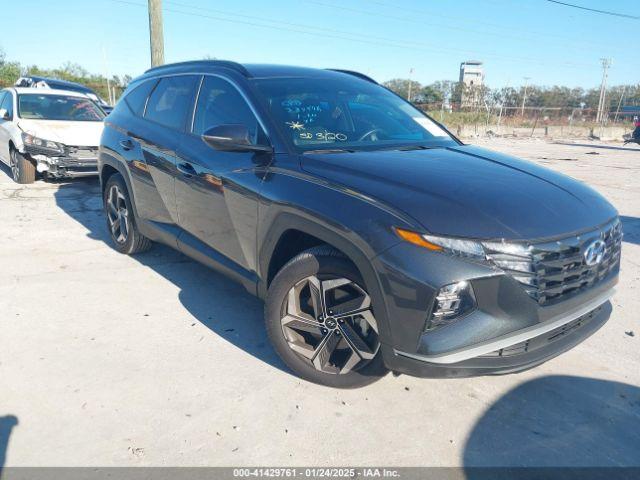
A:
[144, 75, 199, 130]
[124, 79, 158, 117]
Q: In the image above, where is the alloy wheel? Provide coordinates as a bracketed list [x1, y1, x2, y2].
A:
[106, 185, 129, 244]
[10, 150, 19, 182]
[280, 275, 380, 374]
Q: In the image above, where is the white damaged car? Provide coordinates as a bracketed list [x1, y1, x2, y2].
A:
[0, 87, 105, 183]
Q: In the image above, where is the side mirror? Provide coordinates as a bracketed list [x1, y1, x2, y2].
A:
[201, 124, 272, 153]
[0, 109, 9, 121]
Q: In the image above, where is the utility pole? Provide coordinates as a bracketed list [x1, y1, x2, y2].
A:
[614, 85, 626, 123]
[102, 46, 114, 105]
[596, 58, 611, 124]
[407, 68, 414, 103]
[148, 0, 165, 67]
[520, 77, 531, 117]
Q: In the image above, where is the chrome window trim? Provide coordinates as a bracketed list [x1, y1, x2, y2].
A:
[190, 75, 205, 133]
[141, 78, 159, 118]
[141, 71, 273, 145]
[141, 75, 200, 131]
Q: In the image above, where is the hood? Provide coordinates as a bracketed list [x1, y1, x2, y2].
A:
[301, 145, 618, 241]
[18, 119, 103, 147]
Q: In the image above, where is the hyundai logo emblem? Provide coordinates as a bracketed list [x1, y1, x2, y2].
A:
[584, 239, 606, 266]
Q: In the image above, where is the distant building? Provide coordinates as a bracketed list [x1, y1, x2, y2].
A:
[459, 61, 484, 107]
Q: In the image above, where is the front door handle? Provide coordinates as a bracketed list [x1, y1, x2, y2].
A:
[119, 139, 134, 151]
[177, 161, 197, 177]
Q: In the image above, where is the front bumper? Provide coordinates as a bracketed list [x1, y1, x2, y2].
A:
[24, 145, 99, 178]
[383, 296, 612, 378]
[372, 240, 618, 378]
[45, 157, 98, 178]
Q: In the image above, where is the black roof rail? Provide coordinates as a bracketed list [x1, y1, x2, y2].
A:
[326, 69, 377, 84]
[145, 60, 252, 77]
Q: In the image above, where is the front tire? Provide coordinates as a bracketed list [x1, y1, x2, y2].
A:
[10, 149, 36, 184]
[103, 173, 152, 255]
[266, 246, 387, 388]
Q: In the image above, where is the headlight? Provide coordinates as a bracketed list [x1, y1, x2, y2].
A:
[21, 132, 64, 154]
[394, 227, 485, 259]
[394, 228, 483, 330]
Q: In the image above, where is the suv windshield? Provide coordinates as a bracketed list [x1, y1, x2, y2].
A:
[18, 94, 105, 121]
[252, 76, 457, 152]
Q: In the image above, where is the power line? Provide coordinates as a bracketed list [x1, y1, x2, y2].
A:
[107, 0, 598, 71]
[306, 0, 527, 43]
[355, 0, 626, 52]
[544, 0, 639, 20]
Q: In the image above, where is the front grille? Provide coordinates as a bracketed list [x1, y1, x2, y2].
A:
[480, 305, 602, 358]
[484, 219, 622, 305]
[65, 146, 98, 160]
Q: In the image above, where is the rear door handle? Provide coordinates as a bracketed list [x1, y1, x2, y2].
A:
[177, 161, 197, 177]
[119, 139, 134, 151]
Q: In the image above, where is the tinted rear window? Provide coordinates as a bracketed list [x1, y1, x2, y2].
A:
[124, 79, 158, 117]
[144, 75, 199, 130]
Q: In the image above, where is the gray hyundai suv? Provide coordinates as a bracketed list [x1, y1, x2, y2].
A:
[99, 61, 621, 388]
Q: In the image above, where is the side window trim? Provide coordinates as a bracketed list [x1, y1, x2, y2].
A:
[123, 78, 158, 118]
[143, 74, 199, 133]
[142, 79, 160, 117]
[189, 75, 205, 134]
[189, 73, 271, 145]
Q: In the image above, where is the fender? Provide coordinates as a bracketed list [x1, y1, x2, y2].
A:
[99, 147, 141, 220]
[257, 211, 397, 348]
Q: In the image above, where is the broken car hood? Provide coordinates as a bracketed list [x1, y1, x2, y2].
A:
[18, 119, 103, 147]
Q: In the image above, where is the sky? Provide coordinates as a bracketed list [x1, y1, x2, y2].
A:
[2, 0, 638, 88]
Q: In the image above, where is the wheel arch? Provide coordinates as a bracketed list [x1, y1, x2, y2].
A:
[99, 152, 141, 220]
[258, 213, 395, 346]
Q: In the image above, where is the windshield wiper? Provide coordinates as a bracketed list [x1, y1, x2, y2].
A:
[394, 145, 438, 151]
[303, 148, 355, 154]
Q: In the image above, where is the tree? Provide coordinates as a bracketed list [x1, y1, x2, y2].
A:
[382, 78, 423, 100]
[0, 47, 21, 88]
[420, 85, 443, 104]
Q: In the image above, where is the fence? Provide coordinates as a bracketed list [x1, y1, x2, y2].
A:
[418, 103, 634, 127]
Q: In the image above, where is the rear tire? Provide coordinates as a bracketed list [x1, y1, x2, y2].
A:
[10, 149, 36, 184]
[103, 173, 152, 255]
[266, 246, 387, 388]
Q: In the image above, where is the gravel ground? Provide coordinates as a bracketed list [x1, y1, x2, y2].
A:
[0, 137, 638, 467]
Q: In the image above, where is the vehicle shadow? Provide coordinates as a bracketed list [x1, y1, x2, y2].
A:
[554, 142, 640, 152]
[0, 415, 18, 471]
[463, 375, 640, 468]
[620, 216, 640, 246]
[52, 179, 289, 375]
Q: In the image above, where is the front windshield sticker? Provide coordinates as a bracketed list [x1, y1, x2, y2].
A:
[299, 131, 348, 141]
[286, 121, 305, 130]
[282, 99, 322, 123]
[256, 77, 456, 152]
[412, 117, 449, 137]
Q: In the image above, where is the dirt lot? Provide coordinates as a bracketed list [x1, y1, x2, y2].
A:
[0, 138, 639, 467]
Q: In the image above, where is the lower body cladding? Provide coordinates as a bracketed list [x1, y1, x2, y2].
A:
[25, 150, 98, 179]
[372, 241, 619, 378]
